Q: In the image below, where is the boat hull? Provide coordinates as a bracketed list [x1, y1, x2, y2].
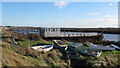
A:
[31, 45, 53, 52]
[89, 46, 115, 51]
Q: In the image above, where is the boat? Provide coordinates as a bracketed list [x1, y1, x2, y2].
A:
[111, 44, 120, 51]
[67, 42, 83, 48]
[53, 40, 67, 47]
[86, 41, 115, 51]
[67, 42, 76, 48]
[67, 42, 102, 57]
[31, 43, 53, 52]
[75, 43, 84, 47]
[75, 44, 102, 57]
[65, 45, 79, 58]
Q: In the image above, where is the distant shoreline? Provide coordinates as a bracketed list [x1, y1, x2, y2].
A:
[61, 28, 120, 34]
[3, 26, 120, 34]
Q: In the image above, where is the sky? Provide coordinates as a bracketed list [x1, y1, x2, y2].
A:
[2, 2, 118, 28]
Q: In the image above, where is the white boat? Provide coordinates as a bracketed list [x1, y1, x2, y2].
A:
[111, 44, 120, 50]
[86, 41, 115, 51]
[53, 40, 67, 47]
[31, 44, 53, 52]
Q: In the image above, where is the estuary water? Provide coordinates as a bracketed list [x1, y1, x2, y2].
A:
[103, 34, 120, 42]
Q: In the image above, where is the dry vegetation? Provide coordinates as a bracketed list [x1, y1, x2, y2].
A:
[1, 29, 71, 67]
[61, 28, 120, 34]
[2, 42, 71, 66]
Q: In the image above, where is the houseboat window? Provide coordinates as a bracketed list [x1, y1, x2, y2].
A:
[53, 29, 55, 32]
[49, 29, 51, 31]
[46, 29, 47, 31]
[72, 34, 74, 35]
[76, 34, 79, 35]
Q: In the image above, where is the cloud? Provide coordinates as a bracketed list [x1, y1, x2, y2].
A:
[83, 18, 117, 23]
[54, 2, 68, 9]
[109, 3, 113, 6]
[72, 17, 118, 28]
[104, 15, 113, 17]
[89, 13, 101, 15]
[58, 6, 63, 9]
[15, 18, 19, 21]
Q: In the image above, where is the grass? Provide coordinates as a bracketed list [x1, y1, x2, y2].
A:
[16, 40, 54, 46]
[101, 51, 120, 56]
[0, 29, 3, 37]
[61, 28, 120, 34]
[3, 38, 120, 67]
[2, 40, 71, 66]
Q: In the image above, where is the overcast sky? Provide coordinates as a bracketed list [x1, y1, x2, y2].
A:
[2, 2, 118, 28]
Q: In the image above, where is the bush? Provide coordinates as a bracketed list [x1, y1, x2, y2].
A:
[27, 34, 41, 41]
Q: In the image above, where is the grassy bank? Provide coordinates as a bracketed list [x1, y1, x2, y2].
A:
[2, 41, 71, 66]
[1, 28, 120, 67]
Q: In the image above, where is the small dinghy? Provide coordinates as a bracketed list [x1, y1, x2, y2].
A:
[111, 44, 120, 51]
[86, 41, 115, 51]
[68, 42, 102, 57]
[67, 42, 83, 48]
[65, 45, 79, 58]
[53, 40, 67, 47]
[75, 43, 102, 57]
[31, 43, 53, 52]
[67, 42, 76, 48]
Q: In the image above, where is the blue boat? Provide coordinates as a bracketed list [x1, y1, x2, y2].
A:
[111, 44, 120, 51]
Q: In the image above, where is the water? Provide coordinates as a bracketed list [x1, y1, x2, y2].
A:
[15, 31, 39, 34]
[103, 34, 120, 42]
[28, 31, 39, 34]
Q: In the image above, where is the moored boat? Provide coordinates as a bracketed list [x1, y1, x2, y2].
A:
[75, 44, 102, 57]
[65, 45, 79, 58]
[111, 44, 120, 51]
[67, 42, 102, 57]
[86, 41, 115, 51]
[53, 40, 67, 47]
[31, 43, 53, 52]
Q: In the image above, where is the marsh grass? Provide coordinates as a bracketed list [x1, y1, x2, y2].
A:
[2, 40, 71, 66]
[16, 40, 54, 47]
[101, 51, 120, 56]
